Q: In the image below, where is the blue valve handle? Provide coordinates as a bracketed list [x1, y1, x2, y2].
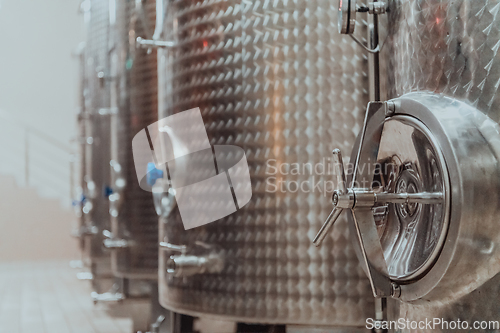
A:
[104, 186, 113, 198]
[147, 162, 164, 186]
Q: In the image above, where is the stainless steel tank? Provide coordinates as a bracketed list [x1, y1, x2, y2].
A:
[314, 1, 500, 331]
[76, 1, 164, 329]
[77, 0, 114, 293]
[382, 0, 500, 328]
[74, 41, 87, 253]
[152, 0, 376, 327]
[106, 0, 160, 282]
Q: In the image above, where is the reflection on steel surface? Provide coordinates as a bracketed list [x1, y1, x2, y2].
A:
[166, 253, 224, 278]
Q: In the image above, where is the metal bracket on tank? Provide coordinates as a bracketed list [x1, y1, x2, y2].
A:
[338, 0, 389, 53]
[134, 0, 176, 53]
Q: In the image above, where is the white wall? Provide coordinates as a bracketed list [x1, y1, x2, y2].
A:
[0, 0, 84, 145]
[0, 0, 84, 261]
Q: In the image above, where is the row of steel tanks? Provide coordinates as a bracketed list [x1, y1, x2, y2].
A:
[73, 0, 500, 332]
[74, 0, 162, 330]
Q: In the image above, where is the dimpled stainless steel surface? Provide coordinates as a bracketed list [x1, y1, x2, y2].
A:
[110, 0, 159, 279]
[157, 0, 374, 325]
[383, 0, 500, 118]
[80, 0, 113, 287]
[381, 0, 500, 329]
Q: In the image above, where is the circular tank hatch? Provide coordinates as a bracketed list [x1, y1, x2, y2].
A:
[370, 115, 450, 282]
[354, 93, 500, 302]
[314, 92, 500, 302]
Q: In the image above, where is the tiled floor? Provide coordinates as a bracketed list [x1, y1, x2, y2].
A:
[0, 261, 133, 333]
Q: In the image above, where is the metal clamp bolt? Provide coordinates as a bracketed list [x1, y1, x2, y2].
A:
[385, 101, 396, 117]
[391, 282, 401, 298]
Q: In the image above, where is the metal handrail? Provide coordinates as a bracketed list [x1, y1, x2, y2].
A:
[0, 109, 74, 206]
[0, 109, 72, 153]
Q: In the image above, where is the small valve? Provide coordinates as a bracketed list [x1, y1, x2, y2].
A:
[102, 230, 133, 249]
[160, 242, 224, 278]
[136, 37, 175, 54]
